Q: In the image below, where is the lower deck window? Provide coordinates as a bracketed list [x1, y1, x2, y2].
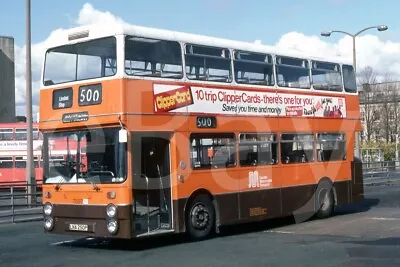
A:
[34, 156, 40, 168]
[15, 157, 27, 168]
[281, 133, 314, 164]
[190, 133, 236, 169]
[0, 157, 13, 168]
[239, 133, 278, 166]
[317, 133, 346, 161]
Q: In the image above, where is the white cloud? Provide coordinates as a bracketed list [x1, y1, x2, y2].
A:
[76, 3, 128, 26]
[13, 3, 400, 118]
[273, 32, 400, 81]
[14, 3, 127, 119]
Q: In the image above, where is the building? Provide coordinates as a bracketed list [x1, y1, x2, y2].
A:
[0, 36, 16, 123]
[359, 81, 400, 144]
[358, 81, 400, 161]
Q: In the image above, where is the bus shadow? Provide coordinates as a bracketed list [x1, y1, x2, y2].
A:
[334, 198, 380, 215]
[57, 234, 189, 251]
[57, 198, 380, 251]
[57, 217, 295, 251]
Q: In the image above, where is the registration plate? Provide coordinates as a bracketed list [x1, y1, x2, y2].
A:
[69, 223, 88, 232]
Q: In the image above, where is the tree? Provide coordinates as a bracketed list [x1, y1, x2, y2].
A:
[379, 78, 393, 143]
[358, 66, 380, 142]
[389, 84, 400, 144]
[358, 66, 377, 92]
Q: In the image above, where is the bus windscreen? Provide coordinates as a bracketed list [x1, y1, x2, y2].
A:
[43, 127, 126, 185]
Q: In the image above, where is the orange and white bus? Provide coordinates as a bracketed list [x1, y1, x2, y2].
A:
[39, 24, 363, 239]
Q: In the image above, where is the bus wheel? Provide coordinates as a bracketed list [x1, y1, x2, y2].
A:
[186, 194, 215, 240]
[315, 183, 334, 219]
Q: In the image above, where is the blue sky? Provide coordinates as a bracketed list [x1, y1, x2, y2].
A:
[0, 0, 397, 46]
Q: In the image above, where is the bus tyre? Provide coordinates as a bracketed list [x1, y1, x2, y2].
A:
[315, 182, 334, 219]
[186, 194, 215, 240]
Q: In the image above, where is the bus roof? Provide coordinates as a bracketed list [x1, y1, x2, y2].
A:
[52, 24, 352, 65]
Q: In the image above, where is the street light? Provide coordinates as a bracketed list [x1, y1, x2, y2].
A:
[320, 25, 388, 72]
[321, 25, 388, 159]
[26, 0, 35, 205]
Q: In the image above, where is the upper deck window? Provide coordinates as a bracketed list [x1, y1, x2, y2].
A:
[125, 36, 183, 79]
[233, 51, 274, 86]
[342, 65, 357, 93]
[185, 44, 232, 83]
[276, 56, 310, 89]
[43, 37, 117, 86]
[0, 129, 13, 140]
[15, 129, 27, 140]
[15, 128, 39, 140]
[312, 61, 342, 92]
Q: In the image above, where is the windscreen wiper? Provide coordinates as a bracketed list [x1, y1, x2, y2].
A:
[90, 181, 100, 191]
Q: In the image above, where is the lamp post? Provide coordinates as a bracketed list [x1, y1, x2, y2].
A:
[321, 25, 388, 72]
[396, 134, 399, 166]
[26, 0, 35, 206]
[321, 25, 388, 158]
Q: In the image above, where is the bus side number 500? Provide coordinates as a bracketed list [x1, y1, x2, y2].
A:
[196, 116, 217, 128]
[78, 84, 102, 106]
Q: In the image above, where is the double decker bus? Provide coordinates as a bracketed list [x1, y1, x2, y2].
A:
[39, 24, 363, 240]
[0, 122, 43, 185]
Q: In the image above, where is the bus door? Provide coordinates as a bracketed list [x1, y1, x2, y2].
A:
[132, 132, 172, 236]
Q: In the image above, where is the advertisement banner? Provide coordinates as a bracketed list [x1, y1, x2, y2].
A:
[153, 84, 346, 118]
[0, 140, 43, 151]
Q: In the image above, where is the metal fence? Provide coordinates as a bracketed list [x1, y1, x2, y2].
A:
[0, 162, 399, 224]
[362, 160, 400, 173]
[0, 181, 43, 224]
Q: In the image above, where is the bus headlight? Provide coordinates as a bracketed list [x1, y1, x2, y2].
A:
[44, 217, 54, 231]
[107, 219, 118, 235]
[43, 203, 53, 216]
[106, 204, 117, 218]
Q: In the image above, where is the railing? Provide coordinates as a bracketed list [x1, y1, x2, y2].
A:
[362, 161, 400, 184]
[362, 161, 400, 173]
[0, 181, 43, 224]
[0, 163, 398, 224]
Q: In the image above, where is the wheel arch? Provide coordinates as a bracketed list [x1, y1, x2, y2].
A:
[183, 188, 220, 234]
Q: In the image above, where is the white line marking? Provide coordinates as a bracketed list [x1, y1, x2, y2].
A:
[264, 230, 295, 234]
[50, 240, 75, 246]
[370, 217, 400, 221]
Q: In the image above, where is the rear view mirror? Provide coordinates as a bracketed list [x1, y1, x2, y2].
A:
[119, 129, 127, 143]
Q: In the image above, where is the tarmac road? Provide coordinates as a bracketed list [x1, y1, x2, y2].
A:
[1, 183, 400, 267]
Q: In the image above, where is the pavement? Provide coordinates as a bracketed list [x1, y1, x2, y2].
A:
[1, 183, 400, 267]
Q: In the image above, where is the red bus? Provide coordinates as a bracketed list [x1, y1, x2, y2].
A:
[0, 123, 43, 185]
[0, 123, 78, 186]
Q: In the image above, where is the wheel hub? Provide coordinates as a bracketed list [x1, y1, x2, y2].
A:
[320, 190, 331, 211]
[191, 204, 210, 230]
